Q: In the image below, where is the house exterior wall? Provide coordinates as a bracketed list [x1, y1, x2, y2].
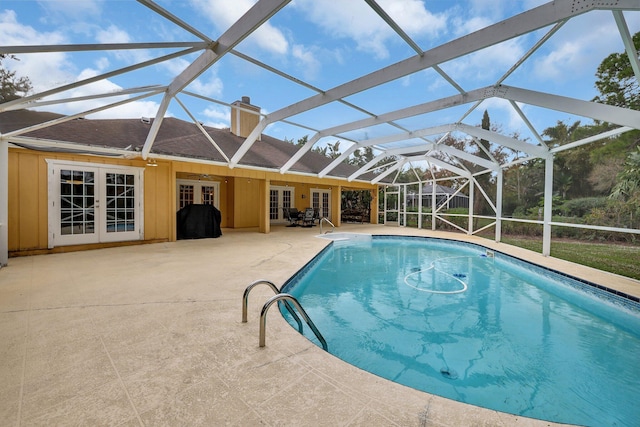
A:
[8, 148, 175, 254]
[7, 147, 379, 255]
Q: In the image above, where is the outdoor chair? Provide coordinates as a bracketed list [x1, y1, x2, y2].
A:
[284, 207, 301, 226]
[301, 207, 316, 227]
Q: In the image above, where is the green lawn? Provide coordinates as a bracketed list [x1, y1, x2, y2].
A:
[499, 236, 640, 281]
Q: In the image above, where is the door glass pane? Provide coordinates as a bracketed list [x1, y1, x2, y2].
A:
[105, 172, 135, 233]
[179, 184, 194, 209]
[269, 190, 279, 220]
[322, 192, 329, 218]
[283, 189, 292, 207]
[60, 169, 95, 235]
[201, 186, 215, 205]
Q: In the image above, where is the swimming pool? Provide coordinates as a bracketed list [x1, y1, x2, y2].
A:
[280, 235, 640, 426]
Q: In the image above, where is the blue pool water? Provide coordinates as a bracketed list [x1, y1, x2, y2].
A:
[280, 235, 640, 426]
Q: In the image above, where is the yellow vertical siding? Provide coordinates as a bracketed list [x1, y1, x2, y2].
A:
[234, 178, 260, 227]
[144, 162, 174, 240]
[8, 147, 379, 254]
[10, 153, 43, 250]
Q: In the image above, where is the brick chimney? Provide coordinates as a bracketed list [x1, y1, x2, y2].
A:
[230, 96, 261, 140]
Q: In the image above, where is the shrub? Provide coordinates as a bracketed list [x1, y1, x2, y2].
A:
[556, 197, 608, 217]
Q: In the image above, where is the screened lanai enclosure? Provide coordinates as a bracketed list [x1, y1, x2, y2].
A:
[2, 0, 640, 265]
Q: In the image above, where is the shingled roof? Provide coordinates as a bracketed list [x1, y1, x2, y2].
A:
[0, 110, 375, 181]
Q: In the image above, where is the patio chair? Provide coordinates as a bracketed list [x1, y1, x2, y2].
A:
[284, 207, 301, 226]
[301, 207, 316, 227]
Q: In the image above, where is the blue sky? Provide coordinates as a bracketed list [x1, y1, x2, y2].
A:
[2, 0, 639, 151]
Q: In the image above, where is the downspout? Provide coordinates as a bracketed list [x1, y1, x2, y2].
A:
[0, 137, 8, 266]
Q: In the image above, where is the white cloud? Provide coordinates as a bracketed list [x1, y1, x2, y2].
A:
[85, 100, 161, 119]
[380, 0, 447, 36]
[93, 24, 157, 66]
[531, 12, 631, 84]
[201, 105, 230, 128]
[95, 24, 130, 44]
[34, 68, 162, 119]
[294, 0, 446, 59]
[37, 0, 102, 24]
[292, 44, 321, 80]
[94, 57, 110, 72]
[188, 73, 224, 98]
[441, 38, 524, 83]
[451, 15, 493, 37]
[161, 57, 191, 77]
[0, 10, 73, 92]
[189, 0, 288, 54]
[1, 10, 162, 118]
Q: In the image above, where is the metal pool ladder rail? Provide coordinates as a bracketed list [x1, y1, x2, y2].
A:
[242, 279, 303, 332]
[242, 279, 328, 351]
[319, 217, 335, 234]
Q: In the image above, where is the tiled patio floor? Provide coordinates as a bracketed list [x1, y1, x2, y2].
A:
[1, 224, 637, 426]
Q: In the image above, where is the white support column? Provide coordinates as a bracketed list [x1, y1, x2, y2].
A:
[0, 138, 8, 266]
[431, 183, 436, 231]
[542, 154, 554, 256]
[417, 183, 423, 229]
[468, 178, 474, 235]
[495, 169, 503, 243]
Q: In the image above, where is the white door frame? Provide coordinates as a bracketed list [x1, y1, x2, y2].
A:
[176, 179, 220, 210]
[311, 188, 331, 220]
[269, 185, 295, 223]
[47, 160, 144, 248]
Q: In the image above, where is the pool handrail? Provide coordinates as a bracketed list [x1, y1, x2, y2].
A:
[259, 293, 328, 351]
[319, 217, 334, 234]
[242, 279, 303, 333]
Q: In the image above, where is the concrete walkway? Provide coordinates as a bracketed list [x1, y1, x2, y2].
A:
[2, 224, 637, 426]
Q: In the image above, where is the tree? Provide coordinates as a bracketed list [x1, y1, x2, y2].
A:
[349, 146, 374, 167]
[543, 120, 594, 199]
[592, 31, 640, 110]
[293, 135, 308, 146]
[314, 140, 341, 159]
[473, 110, 493, 220]
[1, 54, 32, 103]
[503, 159, 545, 215]
[588, 156, 624, 194]
[610, 147, 640, 201]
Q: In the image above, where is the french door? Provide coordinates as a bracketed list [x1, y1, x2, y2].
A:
[176, 179, 220, 210]
[47, 161, 143, 247]
[269, 186, 295, 223]
[311, 188, 331, 220]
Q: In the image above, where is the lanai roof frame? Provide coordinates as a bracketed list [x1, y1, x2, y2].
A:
[1, 0, 640, 266]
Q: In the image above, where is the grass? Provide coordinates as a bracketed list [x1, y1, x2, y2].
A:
[499, 236, 640, 281]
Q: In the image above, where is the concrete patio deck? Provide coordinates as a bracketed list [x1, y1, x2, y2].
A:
[1, 224, 637, 426]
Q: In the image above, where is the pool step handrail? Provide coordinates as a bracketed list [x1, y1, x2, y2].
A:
[319, 217, 334, 234]
[242, 279, 303, 333]
[259, 293, 328, 351]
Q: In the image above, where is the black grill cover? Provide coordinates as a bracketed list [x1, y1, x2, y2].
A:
[176, 204, 222, 239]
